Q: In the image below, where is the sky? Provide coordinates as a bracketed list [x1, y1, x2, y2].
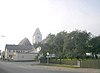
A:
[0, 0, 100, 51]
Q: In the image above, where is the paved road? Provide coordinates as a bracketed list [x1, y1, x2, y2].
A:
[0, 61, 100, 73]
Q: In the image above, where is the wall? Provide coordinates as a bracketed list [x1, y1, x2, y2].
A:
[80, 60, 100, 69]
[13, 53, 38, 61]
[5, 48, 8, 59]
[42, 59, 100, 69]
[49, 59, 77, 65]
[5, 49, 15, 59]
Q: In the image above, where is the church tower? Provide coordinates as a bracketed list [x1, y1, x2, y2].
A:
[32, 28, 42, 45]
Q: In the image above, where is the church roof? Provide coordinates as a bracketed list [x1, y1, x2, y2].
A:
[5, 45, 33, 50]
[33, 28, 42, 36]
[18, 38, 32, 46]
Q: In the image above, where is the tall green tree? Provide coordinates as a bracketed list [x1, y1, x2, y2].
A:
[64, 30, 91, 59]
[40, 33, 56, 57]
[54, 31, 67, 60]
[90, 36, 100, 54]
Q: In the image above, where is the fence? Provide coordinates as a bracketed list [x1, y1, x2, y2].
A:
[80, 59, 100, 69]
[40, 58, 100, 69]
[49, 59, 77, 65]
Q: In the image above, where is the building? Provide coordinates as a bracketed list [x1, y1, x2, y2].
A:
[32, 28, 42, 45]
[5, 45, 38, 61]
[5, 38, 38, 61]
[4, 28, 42, 61]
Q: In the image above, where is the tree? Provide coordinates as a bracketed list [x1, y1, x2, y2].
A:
[40, 33, 56, 57]
[40, 30, 91, 60]
[54, 31, 67, 63]
[64, 30, 91, 59]
[90, 36, 100, 55]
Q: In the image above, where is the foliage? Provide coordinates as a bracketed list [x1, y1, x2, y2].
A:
[38, 29, 100, 59]
[64, 30, 91, 58]
[90, 36, 100, 54]
[40, 34, 56, 56]
[54, 31, 67, 59]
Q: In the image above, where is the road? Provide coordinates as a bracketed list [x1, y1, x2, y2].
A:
[0, 61, 100, 73]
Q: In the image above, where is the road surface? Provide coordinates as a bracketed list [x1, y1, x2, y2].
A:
[0, 61, 100, 73]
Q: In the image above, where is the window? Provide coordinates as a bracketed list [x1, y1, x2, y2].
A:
[19, 50, 22, 53]
[9, 55, 12, 59]
[16, 50, 20, 53]
[21, 50, 24, 53]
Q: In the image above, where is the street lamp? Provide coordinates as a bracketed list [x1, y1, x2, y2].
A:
[46, 52, 49, 64]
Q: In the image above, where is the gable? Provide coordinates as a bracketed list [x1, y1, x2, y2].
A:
[18, 38, 32, 46]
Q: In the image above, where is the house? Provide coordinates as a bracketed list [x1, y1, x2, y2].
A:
[5, 45, 38, 61]
[4, 28, 42, 61]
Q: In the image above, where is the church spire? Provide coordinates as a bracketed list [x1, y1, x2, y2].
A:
[32, 28, 42, 45]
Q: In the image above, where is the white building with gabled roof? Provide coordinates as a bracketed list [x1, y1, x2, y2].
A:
[5, 45, 38, 61]
[4, 38, 38, 61]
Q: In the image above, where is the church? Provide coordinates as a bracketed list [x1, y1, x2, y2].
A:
[4, 28, 42, 61]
